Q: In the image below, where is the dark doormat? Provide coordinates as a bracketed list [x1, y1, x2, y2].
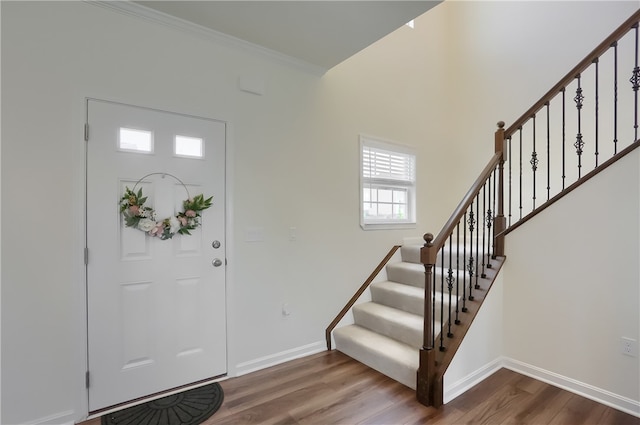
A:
[102, 382, 224, 425]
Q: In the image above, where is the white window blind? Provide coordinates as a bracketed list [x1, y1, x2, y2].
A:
[362, 146, 415, 183]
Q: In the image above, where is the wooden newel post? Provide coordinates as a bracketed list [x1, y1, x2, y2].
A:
[494, 121, 507, 257]
[417, 232, 437, 406]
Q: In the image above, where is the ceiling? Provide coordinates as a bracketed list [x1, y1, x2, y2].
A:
[131, 1, 442, 71]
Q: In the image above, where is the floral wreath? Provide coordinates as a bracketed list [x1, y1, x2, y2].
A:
[119, 173, 213, 240]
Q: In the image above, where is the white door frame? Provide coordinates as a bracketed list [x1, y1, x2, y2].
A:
[75, 97, 236, 421]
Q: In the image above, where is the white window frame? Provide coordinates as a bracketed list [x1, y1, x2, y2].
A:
[360, 135, 416, 230]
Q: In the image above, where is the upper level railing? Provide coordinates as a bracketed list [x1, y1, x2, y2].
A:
[417, 9, 640, 408]
[504, 10, 640, 231]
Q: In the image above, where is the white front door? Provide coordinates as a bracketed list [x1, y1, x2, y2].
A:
[86, 99, 227, 411]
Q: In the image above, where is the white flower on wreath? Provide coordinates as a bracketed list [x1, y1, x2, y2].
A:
[169, 216, 181, 234]
[138, 218, 156, 232]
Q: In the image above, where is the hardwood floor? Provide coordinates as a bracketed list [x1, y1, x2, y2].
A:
[81, 351, 639, 425]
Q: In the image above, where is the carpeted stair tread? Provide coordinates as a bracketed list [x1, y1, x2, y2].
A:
[334, 324, 419, 389]
[387, 261, 469, 288]
[371, 280, 425, 316]
[386, 261, 427, 287]
[353, 302, 423, 348]
[400, 244, 423, 264]
[371, 280, 450, 317]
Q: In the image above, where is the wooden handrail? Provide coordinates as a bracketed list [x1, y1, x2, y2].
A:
[422, 152, 503, 260]
[504, 9, 640, 138]
[325, 245, 401, 350]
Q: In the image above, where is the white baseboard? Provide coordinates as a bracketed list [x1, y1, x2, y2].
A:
[235, 341, 326, 376]
[23, 410, 75, 425]
[503, 357, 640, 418]
[444, 357, 503, 403]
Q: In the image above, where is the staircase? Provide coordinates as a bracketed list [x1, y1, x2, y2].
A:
[327, 8, 640, 409]
[333, 240, 483, 389]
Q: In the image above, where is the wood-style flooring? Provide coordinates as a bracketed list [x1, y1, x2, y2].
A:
[81, 350, 639, 425]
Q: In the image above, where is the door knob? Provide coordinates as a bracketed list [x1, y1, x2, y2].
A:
[212, 258, 223, 267]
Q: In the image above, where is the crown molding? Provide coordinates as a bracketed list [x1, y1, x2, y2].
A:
[85, 1, 328, 76]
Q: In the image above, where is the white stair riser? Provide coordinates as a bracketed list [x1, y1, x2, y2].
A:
[387, 262, 472, 289]
[370, 283, 457, 319]
[353, 304, 423, 348]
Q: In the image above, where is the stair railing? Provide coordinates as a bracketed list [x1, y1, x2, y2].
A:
[417, 124, 506, 407]
[504, 9, 640, 233]
[325, 245, 401, 350]
[418, 8, 640, 408]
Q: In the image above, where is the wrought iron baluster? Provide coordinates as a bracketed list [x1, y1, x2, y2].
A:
[631, 23, 640, 141]
[475, 194, 481, 290]
[508, 136, 512, 227]
[486, 176, 493, 267]
[492, 167, 497, 259]
[462, 212, 468, 313]
[432, 257, 436, 348]
[480, 183, 487, 280]
[613, 41, 618, 154]
[594, 57, 600, 167]
[519, 128, 523, 220]
[530, 114, 538, 210]
[562, 88, 566, 189]
[467, 204, 475, 302]
[574, 74, 585, 178]
[455, 223, 461, 325]
[439, 247, 445, 351]
[546, 102, 551, 201]
[447, 234, 454, 338]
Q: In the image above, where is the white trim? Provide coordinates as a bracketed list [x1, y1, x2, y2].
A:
[444, 357, 503, 403]
[235, 341, 326, 376]
[86, 1, 327, 76]
[223, 122, 237, 379]
[359, 135, 417, 230]
[502, 357, 640, 418]
[444, 357, 640, 417]
[23, 410, 75, 425]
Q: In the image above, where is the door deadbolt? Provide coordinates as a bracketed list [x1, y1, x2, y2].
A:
[212, 240, 221, 249]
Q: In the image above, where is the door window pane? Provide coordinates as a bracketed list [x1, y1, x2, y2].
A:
[119, 128, 153, 153]
[175, 135, 204, 158]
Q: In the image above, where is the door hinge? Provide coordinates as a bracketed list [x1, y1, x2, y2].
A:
[84, 247, 89, 265]
[85, 371, 90, 388]
[84, 123, 89, 142]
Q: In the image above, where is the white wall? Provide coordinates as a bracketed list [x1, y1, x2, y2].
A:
[1, 1, 638, 424]
[503, 149, 640, 411]
[0, 2, 445, 424]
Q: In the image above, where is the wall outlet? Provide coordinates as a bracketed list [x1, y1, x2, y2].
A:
[620, 337, 638, 357]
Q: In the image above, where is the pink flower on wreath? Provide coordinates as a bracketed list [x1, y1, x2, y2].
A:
[129, 205, 140, 215]
[178, 216, 188, 226]
[149, 223, 164, 237]
[185, 210, 196, 218]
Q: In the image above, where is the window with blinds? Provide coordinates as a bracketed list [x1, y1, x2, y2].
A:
[360, 135, 416, 229]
